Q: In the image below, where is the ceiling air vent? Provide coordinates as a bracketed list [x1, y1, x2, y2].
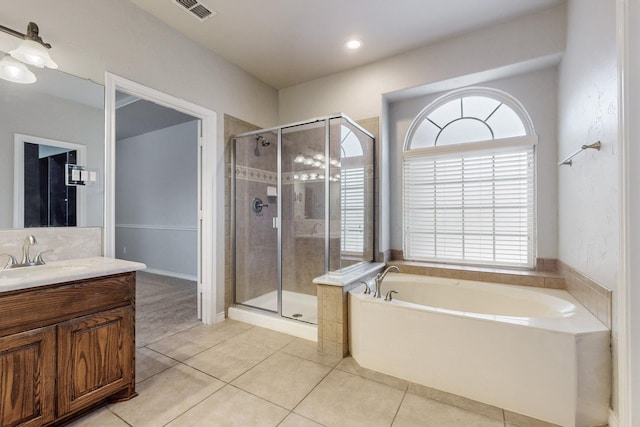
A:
[174, 0, 217, 21]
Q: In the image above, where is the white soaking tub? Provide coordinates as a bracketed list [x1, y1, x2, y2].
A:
[349, 274, 610, 427]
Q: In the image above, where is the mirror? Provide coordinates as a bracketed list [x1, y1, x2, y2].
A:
[0, 52, 105, 229]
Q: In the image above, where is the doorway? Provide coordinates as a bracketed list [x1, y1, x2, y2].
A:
[105, 73, 219, 325]
[115, 91, 200, 345]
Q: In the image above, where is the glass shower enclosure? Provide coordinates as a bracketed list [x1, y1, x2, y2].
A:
[232, 114, 374, 324]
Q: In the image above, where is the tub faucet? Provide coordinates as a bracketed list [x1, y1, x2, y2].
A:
[374, 265, 400, 298]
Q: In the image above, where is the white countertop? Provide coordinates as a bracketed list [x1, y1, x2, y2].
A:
[0, 257, 146, 293]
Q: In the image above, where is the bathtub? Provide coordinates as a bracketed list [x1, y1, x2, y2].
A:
[349, 274, 610, 427]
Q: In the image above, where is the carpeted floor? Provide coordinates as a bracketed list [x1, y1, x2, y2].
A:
[135, 271, 200, 348]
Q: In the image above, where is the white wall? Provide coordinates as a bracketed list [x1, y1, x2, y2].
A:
[0, 1, 278, 129]
[388, 67, 559, 258]
[115, 121, 198, 279]
[557, 0, 618, 420]
[0, 0, 280, 316]
[557, 1, 618, 290]
[620, 0, 640, 424]
[278, 4, 566, 123]
[278, 4, 566, 259]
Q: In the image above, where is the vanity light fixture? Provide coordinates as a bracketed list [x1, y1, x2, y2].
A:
[0, 55, 36, 84]
[0, 21, 57, 84]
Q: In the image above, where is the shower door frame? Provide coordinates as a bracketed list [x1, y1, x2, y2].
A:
[232, 114, 375, 320]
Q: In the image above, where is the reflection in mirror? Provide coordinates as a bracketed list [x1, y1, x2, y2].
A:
[0, 53, 104, 229]
[13, 134, 87, 228]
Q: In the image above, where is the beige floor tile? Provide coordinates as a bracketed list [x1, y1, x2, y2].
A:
[279, 412, 325, 427]
[232, 352, 330, 410]
[147, 322, 248, 361]
[136, 347, 178, 383]
[408, 382, 504, 421]
[295, 369, 405, 427]
[335, 356, 409, 391]
[234, 325, 297, 350]
[165, 385, 288, 427]
[67, 407, 128, 427]
[184, 335, 277, 382]
[392, 393, 504, 427]
[281, 337, 343, 367]
[108, 364, 224, 427]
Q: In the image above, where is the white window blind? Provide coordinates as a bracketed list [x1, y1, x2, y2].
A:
[403, 145, 535, 267]
[341, 167, 364, 253]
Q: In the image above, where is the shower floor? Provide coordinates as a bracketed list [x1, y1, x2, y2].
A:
[241, 290, 318, 324]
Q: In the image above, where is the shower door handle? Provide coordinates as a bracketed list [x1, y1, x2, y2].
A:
[272, 217, 280, 229]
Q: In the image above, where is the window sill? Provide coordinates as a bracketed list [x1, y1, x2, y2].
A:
[386, 260, 565, 290]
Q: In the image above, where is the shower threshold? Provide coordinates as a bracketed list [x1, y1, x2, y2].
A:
[229, 290, 317, 341]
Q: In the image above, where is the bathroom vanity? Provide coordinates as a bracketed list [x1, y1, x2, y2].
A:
[0, 257, 145, 426]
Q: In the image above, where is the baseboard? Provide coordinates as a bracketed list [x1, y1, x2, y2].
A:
[142, 267, 197, 282]
[608, 408, 619, 427]
[215, 311, 226, 323]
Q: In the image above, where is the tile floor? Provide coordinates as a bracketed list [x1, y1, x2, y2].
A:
[66, 319, 562, 427]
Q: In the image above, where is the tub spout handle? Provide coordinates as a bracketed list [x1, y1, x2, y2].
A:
[384, 290, 398, 302]
[360, 281, 371, 295]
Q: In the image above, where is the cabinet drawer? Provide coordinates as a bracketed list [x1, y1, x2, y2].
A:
[0, 273, 134, 337]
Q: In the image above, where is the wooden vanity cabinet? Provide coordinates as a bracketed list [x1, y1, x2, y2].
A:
[0, 327, 56, 427]
[0, 272, 136, 427]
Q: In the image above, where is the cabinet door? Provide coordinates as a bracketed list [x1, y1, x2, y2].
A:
[57, 306, 134, 416]
[0, 326, 55, 427]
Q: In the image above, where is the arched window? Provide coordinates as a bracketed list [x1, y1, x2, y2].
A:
[403, 88, 537, 268]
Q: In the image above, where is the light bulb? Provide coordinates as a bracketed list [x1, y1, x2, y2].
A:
[346, 39, 362, 50]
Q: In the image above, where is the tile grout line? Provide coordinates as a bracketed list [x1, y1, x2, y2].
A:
[389, 388, 409, 427]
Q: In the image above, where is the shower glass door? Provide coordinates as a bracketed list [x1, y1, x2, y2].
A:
[280, 122, 325, 324]
[233, 131, 279, 313]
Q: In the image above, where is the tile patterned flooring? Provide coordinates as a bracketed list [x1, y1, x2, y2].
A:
[68, 319, 555, 427]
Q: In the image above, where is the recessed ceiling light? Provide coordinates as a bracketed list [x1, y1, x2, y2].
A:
[345, 39, 361, 50]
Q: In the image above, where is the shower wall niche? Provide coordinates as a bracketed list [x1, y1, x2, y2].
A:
[232, 115, 374, 325]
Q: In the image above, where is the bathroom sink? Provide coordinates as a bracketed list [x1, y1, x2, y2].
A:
[0, 257, 146, 293]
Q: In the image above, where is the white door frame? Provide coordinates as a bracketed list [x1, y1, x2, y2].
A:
[104, 72, 219, 324]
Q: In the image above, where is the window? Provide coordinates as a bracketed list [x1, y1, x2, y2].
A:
[403, 88, 536, 268]
[340, 125, 364, 254]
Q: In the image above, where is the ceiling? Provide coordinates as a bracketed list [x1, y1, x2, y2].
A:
[116, 91, 197, 140]
[131, 0, 563, 89]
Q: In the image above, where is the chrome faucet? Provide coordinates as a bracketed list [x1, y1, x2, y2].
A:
[21, 235, 37, 265]
[374, 265, 400, 298]
[1, 235, 49, 269]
